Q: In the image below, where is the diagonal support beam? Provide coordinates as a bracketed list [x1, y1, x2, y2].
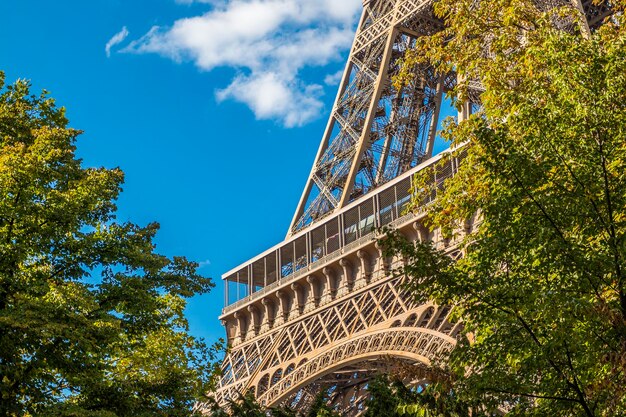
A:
[339, 27, 398, 208]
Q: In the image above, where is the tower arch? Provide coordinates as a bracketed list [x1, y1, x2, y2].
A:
[201, 0, 613, 415]
[259, 327, 455, 408]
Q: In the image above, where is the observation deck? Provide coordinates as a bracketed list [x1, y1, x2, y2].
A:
[220, 145, 463, 346]
[205, 1, 615, 413]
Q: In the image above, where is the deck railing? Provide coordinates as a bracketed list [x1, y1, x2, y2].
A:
[222, 146, 464, 315]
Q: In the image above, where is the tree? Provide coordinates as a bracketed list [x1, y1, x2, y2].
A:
[200, 389, 339, 417]
[384, 0, 626, 416]
[363, 375, 415, 417]
[202, 393, 296, 417]
[306, 390, 339, 417]
[361, 372, 473, 417]
[0, 73, 221, 416]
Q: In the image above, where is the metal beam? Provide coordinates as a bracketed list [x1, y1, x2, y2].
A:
[339, 27, 398, 208]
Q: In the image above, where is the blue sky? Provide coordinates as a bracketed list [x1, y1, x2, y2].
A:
[0, 0, 364, 344]
[0, 0, 452, 346]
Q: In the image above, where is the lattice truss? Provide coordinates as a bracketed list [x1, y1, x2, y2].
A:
[288, 0, 613, 236]
[289, 0, 452, 235]
[210, 272, 461, 414]
[577, 0, 613, 28]
[200, 1, 615, 415]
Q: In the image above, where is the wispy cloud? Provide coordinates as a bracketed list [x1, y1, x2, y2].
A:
[105, 26, 130, 58]
[324, 70, 344, 86]
[216, 73, 325, 128]
[121, 0, 361, 127]
[197, 259, 212, 268]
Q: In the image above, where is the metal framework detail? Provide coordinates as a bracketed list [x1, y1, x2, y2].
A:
[288, 0, 447, 236]
[287, 0, 611, 236]
[205, 1, 614, 415]
[257, 327, 456, 407]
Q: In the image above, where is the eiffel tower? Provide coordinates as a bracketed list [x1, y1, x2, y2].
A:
[199, 0, 612, 414]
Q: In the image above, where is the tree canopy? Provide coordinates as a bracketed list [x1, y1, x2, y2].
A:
[384, 0, 626, 416]
[200, 390, 339, 417]
[0, 73, 221, 416]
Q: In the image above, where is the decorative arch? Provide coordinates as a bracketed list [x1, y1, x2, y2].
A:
[270, 369, 283, 387]
[404, 313, 418, 327]
[418, 307, 435, 327]
[284, 363, 296, 376]
[257, 374, 269, 397]
[257, 327, 456, 407]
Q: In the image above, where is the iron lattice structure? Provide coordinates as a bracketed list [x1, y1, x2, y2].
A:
[287, 0, 611, 237]
[198, 0, 613, 415]
[289, 0, 449, 236]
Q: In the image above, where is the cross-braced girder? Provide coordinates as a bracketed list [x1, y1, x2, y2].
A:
[287, 0, 613, 237]
[205, 1, 615, 415]
[288, 0, 450, 236]
[202, 179, 474, 414]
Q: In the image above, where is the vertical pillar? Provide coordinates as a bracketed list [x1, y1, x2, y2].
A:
[247, 305, 261, 336]
[425, 75, 445, 158]
[357, 250, 371, 284]
[276, 290, 290, 324]
[375, 241, 391, 274]
[264, 257, 267, 287]
[339, 214, 345, 248]
[262, 298, 274, 331]
[291, 283, 305, 315]
[306, 275, 320, 311]
[413, 221, 429, 243]
[248, 265, 253, 296]
[234, 311, 246, 342]
[339, 258, 354, 293]
[236, 272, 240, 301]
[571, 0, 592, 38]
[277, 250, 281, 281]
[457, 73, 470, 123]
[323, 267, 337, 302]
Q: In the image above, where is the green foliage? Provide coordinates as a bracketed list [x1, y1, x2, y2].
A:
[360, 374, 472, 417]
[201, 376, 471, 417]
[362, 375, 408, 417]
[201, 389, 339, 417]
[387, 0, 626, 416]
[0, 74, 222, 416]
[212, 393, 293, 417]
[306, 390, 339, 417]
[395, 383, 471, 417]
[385, 1, 626, 416]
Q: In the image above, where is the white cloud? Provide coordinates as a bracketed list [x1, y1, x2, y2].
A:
[324, 69, 344, 86]
[217, 73, 324, 128]
[198, 259, 212, 268]
[105, 26, 129, 58]
[122, 0, 361, 127]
